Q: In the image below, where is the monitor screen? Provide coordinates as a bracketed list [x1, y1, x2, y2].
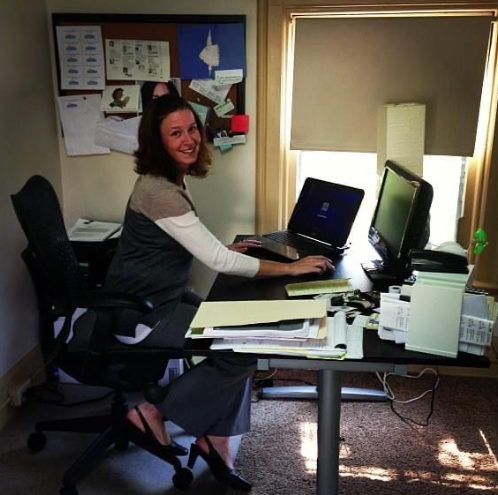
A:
[289, 178, 365, 247]
[365, 161, 433, 280]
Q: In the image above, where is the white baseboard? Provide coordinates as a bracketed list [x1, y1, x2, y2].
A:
[0, 346, 46, 430]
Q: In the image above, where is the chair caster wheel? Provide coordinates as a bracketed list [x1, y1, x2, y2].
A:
[27, 432, 47, 452]
[172, 467, 193, 490]
[60, 485, 78, 495]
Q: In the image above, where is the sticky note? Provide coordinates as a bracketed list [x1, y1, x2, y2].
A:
[231, 114, 249, 133]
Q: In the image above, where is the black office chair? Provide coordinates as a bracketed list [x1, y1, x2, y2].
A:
[11, 175, 193, 495]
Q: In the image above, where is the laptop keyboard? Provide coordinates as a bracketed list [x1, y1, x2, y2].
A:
[266, 231, 336, 254]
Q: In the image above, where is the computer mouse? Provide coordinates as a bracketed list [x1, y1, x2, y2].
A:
[434, 241, 467, 257]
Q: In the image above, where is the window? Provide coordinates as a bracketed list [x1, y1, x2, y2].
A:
[297, 152, 467, 248]
[258, 1, 498, 289]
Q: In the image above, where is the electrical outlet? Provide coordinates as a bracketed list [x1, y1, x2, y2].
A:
[9, 379, 31, 407]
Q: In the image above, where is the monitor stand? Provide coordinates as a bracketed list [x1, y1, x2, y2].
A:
[361, 259, 398, 282]
[259, 384, 388, 401]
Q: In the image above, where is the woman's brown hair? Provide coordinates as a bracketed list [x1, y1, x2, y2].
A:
[134, 95, 211, 182]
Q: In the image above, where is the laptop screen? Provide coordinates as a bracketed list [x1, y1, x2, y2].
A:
[288, 178, 365, 246]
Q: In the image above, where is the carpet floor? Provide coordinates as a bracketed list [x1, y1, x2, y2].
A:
[1, 373, 496, 495]
[229, 372, 498, 495]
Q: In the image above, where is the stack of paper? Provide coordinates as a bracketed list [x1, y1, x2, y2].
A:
[376, 279, 497, 358]
[68, 218, 122, 242]
[186, 300, 362, 359]
[378, 292, 411, 344]
[211, 314, 364, 360]
[459, 294, 498, 355]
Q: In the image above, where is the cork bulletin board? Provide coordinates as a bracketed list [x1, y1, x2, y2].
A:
[52, 13, 246, 142]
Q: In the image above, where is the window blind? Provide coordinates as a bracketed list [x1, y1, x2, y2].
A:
[291, 16, 493, 156]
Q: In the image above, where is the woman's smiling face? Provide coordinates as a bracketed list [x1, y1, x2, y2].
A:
[160, 109, 200, 180]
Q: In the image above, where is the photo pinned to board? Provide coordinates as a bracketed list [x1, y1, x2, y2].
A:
[101, 85, 140, 113]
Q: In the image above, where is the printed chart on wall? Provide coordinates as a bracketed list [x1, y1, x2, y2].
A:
[53, 14, 249, 158]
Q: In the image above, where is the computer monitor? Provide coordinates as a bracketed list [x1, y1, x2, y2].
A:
[362, 160, 433, 281]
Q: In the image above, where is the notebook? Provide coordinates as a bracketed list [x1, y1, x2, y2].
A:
[257, 178, 365, 260]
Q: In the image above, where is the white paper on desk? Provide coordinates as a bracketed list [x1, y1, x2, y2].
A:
[393, 329, 408, 344]
[323, 314, 364, 359]
[347, 315, 366, 359]
[201, 318, 320, 339]
[189, 79, 230, 105]
[94, 116, 140, 155]
[327, 312, 347, 347]
[462, 294, 491, 319]
[459, 315, 493, 346]
[378, 326, 396, 341]
[211, 334, 326, 351]
[68, 218, 122, 242]
[57, 95, 110, 156]
[379, 297, 410, 332]
[190, 300, 327, 329]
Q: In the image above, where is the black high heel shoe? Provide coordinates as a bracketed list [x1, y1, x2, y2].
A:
[187, 435, 252, 491]
[126, 405, 188, 457]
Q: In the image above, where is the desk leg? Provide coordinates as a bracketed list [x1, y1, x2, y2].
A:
[317, 369, 342, 495]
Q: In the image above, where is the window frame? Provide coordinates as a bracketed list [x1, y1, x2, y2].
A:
[256, 0, 498, 289]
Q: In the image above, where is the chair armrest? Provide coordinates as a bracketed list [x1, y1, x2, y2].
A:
[77, 291, 154, 313]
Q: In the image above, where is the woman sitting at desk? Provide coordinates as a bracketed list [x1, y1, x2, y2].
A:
[105, 95, 333, 491]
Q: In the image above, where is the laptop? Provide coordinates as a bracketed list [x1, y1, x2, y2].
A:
[256, 178, 365, 260]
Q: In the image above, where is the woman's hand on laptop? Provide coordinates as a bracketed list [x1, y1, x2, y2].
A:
[227, 239, 262, 253]
[288, 255, 335, 276]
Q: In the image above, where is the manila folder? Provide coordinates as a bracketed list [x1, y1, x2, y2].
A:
[190, 300, 327, 329]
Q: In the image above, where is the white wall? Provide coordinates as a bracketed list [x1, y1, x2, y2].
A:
[47, 0, 258, 296]
[0, 0, 61, 378]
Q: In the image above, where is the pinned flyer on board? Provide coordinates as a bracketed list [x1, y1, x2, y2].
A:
[215, 69, 243, 85]
[57, 95, 110, 156]
[189, 79, 230, 105]
[214, 99, 235, 117]
[213, 134, 246, 148]
[56, 26, 105, 90]
[105, 39, 171, 82]
[189, 101, 210, 126]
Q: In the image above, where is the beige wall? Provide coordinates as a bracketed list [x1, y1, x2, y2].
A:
[0, 0, 61, 380]
[47, 0, 258, 296]
[0, 0, 257, 386]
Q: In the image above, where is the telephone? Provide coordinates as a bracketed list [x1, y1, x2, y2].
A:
[408, 249, 468, 273]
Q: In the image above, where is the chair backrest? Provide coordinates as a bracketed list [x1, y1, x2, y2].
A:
[11, 176, 171, 391]
[11, 175, 83, 313]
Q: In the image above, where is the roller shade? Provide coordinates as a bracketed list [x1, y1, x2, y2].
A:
[291, 16, 493, 156]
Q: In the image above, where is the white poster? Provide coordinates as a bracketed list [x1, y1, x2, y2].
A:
[106, 39, 171, 82]
[57, 95, 110, 156]
[57, 26, 105, 90]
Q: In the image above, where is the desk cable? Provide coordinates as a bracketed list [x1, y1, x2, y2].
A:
[376, 368, 440, 427]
